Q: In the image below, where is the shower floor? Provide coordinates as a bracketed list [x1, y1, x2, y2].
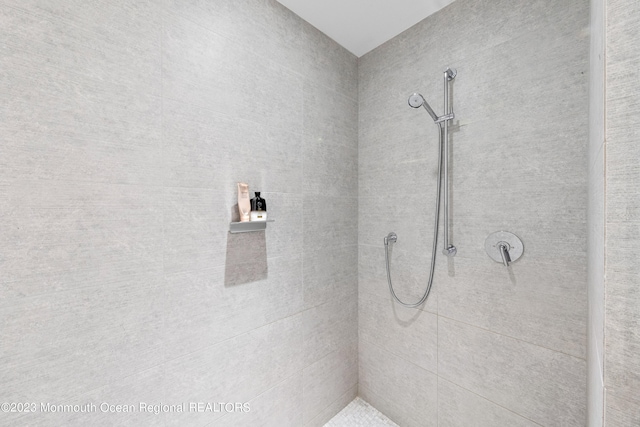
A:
[324, 397, 398, 427]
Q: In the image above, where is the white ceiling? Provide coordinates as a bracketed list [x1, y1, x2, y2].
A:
[276, 0, 455, 57]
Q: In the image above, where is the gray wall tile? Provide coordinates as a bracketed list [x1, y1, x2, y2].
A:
[163, 315, 304, 426]
[162, 99, 303, 193]
[359, 292, 437, 373]
[359, 339, 437, 427]
[163, 0, 306, 76]
[0, 1, 162, 96]
[438, 318, 587, 426]
[0, 182, 163, 293]
[162, 187, 230, 273]
[214, 374, 303, 427]
[0, 0, 358, 425]
[437, 258, 587, 358]
[0, 273, 164, 405]
[303, 135, 357, 199]
[303, 195, 358, 253]
[0, 58, 162, 185]
[438, 379, 539, 427]
[304, 81, 359, 149]
[164, 256, 303, 361]
[304, 244, 358, 309]
[8, 366, 165, 427]
[605, 392, 640, 427]
[162, 13, 303, 131]
[359, 0, 590, 424]
[300, 21, 358, 102]
[303, 344, 358, 424]
[303, 292, 358, 366]
[603, 0, 640, 422]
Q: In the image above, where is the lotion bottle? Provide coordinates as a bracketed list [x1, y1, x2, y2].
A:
[237, 183, 251, 222]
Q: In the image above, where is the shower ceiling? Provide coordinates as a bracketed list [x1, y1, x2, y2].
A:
[276, 0, 455, 57]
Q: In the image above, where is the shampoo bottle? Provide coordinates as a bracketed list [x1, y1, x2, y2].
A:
[250, 192, 267, 221]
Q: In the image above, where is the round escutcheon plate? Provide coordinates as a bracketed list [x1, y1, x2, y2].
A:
[484, 231, 524, 264]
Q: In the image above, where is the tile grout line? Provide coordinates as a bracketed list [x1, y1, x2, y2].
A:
[435, 313, 587, 361]
[357, 288, 585, 360]
[437, 377, 545, 427]
[159, 9, 169, 426]
[362, 337, 545, 426]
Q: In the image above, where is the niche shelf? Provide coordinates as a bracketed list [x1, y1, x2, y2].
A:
[229, 220, 274, 234]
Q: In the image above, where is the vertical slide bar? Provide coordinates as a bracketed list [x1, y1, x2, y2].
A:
[442, 69, 456, 256]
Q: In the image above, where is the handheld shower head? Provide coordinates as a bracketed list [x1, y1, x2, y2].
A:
[408, 93, 439, 122]
[408, 93, 425, 108]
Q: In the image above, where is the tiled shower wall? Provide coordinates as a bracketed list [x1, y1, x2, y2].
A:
[358, 0, 589, 425]
[588, 0, 640, 423]
[602, 0, 640, 423]
[0, 1, 357, 426]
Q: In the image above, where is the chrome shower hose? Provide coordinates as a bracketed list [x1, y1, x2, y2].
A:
[384, 124, 444, 308]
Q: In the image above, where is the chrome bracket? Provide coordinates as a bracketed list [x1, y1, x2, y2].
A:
[435, 113, 455, 123]
[445, 67, 457, 80]
[384, 232, 397, 246]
